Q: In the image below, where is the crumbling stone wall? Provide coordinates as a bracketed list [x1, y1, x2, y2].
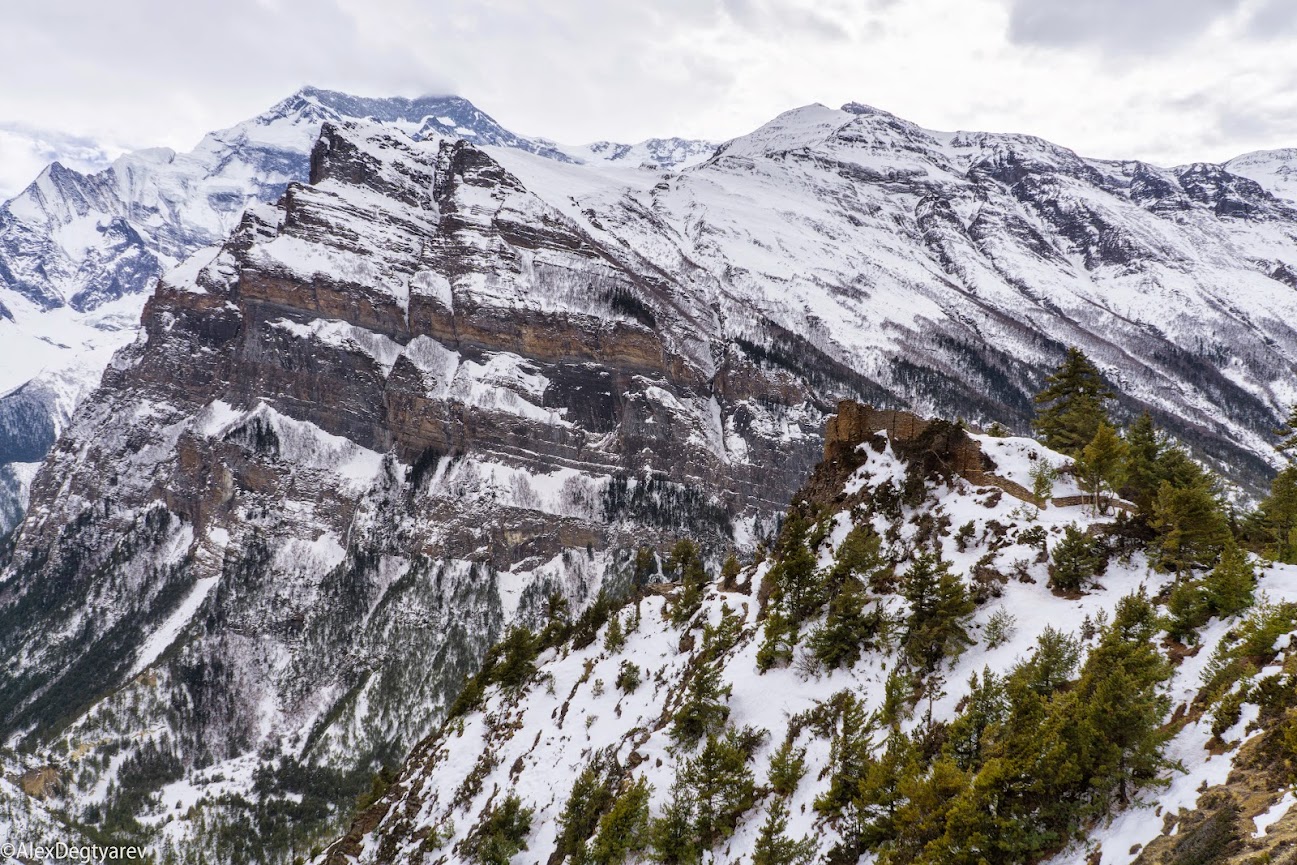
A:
[825, 401, 990, 480]
[823, 400, 1136, 512]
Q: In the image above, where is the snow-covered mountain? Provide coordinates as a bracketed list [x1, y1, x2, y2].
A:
[0, 87, 714, 534]
[3, 98, 1297, 861]
[1225, 148, 1297, 206]
[559, 136, 718, 169]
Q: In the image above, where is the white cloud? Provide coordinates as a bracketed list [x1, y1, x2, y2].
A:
[1006, 0, 1240, 54]
[0, 124, 123, 200]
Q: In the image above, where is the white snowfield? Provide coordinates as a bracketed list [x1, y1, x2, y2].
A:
[332, 432, 1297, 865]
[1226, 148, 1297, 206]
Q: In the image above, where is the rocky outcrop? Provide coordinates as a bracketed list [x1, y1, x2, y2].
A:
[824, 400, 1003, 487]
[822, 401, 1140, 511]
[0, 89, 715, 537]
[15, 767, 61, 800]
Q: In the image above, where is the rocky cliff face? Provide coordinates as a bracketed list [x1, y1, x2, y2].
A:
[6, 97, 1297, 860]
[0, 88, 716, 536]
[0, 121, 811, 859]
[0, 87, 475, 536]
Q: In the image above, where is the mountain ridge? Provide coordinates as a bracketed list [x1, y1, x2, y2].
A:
[0, 87, 715, 536]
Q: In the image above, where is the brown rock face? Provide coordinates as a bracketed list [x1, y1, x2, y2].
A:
[824, 401, 990, 478]
[824, 402, 935, 460]
[16, 766, 61, 800]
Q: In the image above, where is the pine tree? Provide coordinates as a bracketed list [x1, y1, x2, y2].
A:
[1167, 540, 1256, 641]
[1166, 577, 1211, 642]
[604, 614, 625, 653]
[685, 729, 758, 846]
[588, 776, 651, 865]
[756, 609, 797, 672]
[1033, 347, 1114, 455]
[814, 693, 876, 818]
[616, 660, 641, 694]
[633, 546, 658, 586]
[1018, 626, 1081, 696]
[877, 668, 913, 731]
[1261, 465, 1297, 564]
[462, 794, 534, 865]
[545, 590, 572, 623]
[1276, 404, 1297, 460]
[808, 584, 883, 670]
[1151, 478, 1230, 577]
[772, 516, 823, 624]
[902, 550, 975, 672]
[1122, 412, 1162, 512]
[667, 538, 698, 578]
[670, 663, 732, 748]
[766, 740, 807, 797]
[936, 757, 1038, 865]
[945, 667, 1009, 770]
[855, 728, 917, 848]
[825, 524, 886, 596]
[1048, 525, 1106, 593]
[931, 567, 975, 659]
[719, 553, 742, 590]
[1203, 539, 1255, 618]
[555, 756, 616, 865]
[486, 626, 539, 689]
[888, 758, 969, 863]
[1157, 441, 1214, 491]
[752, 798, 816, 865]
[1030, 459, 1056, 503]
[669, 539, 708, 625]
[649, 774, 699, 865]
[1075, 421, 1128, 514]
[1071, 593, 1172, 809]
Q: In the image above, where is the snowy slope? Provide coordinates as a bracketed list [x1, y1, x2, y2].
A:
[329, 421, 1297, 865]
[0, 777, 83, 865]
[558, 136, 717, 169]
[1226, 148, 1297, 205]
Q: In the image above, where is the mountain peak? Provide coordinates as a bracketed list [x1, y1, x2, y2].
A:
[288, 86, 469, 124]
[1224, 146, 1297, 204]
[839, 100, 896, 118]
[715, 103, 853, 159]
[256, 87, 576, 164]
[263, 87, 460, 126]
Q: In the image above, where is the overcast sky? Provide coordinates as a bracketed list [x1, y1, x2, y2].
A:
[2, 0, 1297, 198]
